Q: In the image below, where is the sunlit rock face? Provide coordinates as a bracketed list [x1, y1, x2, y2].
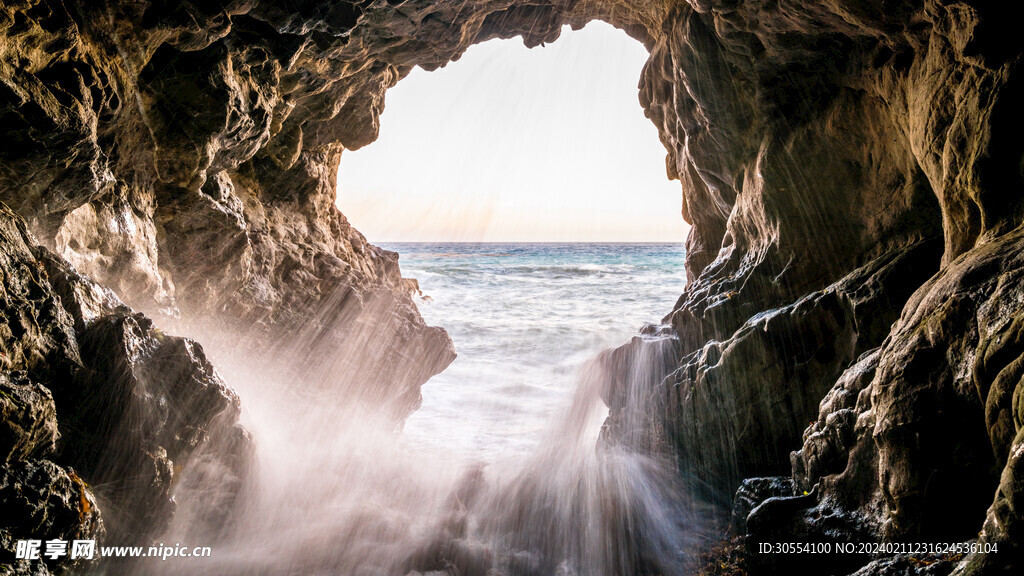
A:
[1, 0, 1023, 575]
[0, 0, 461, 423]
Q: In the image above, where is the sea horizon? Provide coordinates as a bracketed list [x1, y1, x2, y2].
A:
[397, 242, 687, 458]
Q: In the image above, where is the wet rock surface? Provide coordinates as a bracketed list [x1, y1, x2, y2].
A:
[1, 0, 1023, 575]
[661, 289, 860, 506]
[1, 0, 465, 421]
[1, 459, 103, 576]
[1, 205, 247, 571]
[0, 373, 58, 465]
[850, 553, 962, 576]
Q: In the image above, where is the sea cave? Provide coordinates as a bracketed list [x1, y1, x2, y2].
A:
[1, 1, 1023, 575]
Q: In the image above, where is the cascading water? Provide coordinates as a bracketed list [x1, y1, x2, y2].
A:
[150, 243, 705, 576]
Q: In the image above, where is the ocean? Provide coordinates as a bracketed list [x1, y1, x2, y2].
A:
[388, 242, 688, 460]
[161, 242, 695, 575]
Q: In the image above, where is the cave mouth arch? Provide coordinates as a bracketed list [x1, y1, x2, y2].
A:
[336, 21, 686, 244]
[332, 22, 690, 458]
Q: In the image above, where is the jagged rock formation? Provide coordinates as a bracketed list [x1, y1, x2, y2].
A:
[1, 205, 248, 574]
[0, 0, 457, 422]
[630, 3, 1022, 576]
[1, 1, 1022, 575]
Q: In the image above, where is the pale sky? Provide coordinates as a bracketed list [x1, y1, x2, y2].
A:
[336, 22, 688, 242]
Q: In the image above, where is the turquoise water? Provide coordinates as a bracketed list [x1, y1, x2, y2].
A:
[387, 242, 687, 459]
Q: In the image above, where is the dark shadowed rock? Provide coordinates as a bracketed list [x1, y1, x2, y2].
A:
[660, 289, 858, 506]
[851, 553, 960, 576]
[1, 205, 251, 569]
[0, 459, 103, 575]
[0, 373, 58, 467]
[0, 204, 80, 391]
[791, 349, 881, 496]
[730, 477, 794, 536]
[59, 311, 244, 544]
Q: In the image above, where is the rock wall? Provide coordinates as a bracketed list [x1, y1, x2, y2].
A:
[1, 204, 247, 574]
[0, 0, 458, 421]
[629, 4, 1022, 576]
[2, 0, 1023, 575]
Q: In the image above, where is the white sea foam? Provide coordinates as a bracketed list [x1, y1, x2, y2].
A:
[153, 242, 697, 576]
[401, 243, 687, 459]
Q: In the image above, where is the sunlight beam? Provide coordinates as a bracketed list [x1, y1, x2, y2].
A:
[337, 22, 688, 243]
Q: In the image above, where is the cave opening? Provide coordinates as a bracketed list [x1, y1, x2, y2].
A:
[337, 21, 685, 243]
[334, 22, 689, 458]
